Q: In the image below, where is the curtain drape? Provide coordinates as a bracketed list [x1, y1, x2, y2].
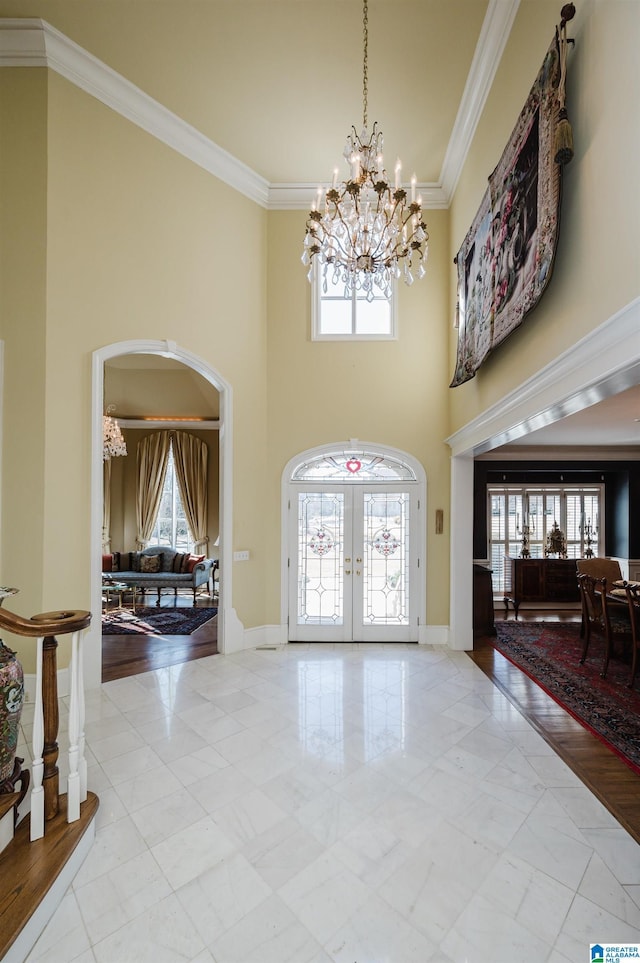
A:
[136, 431, 171, 550]
[102, 458, 112, 553]
[172, 431, 209, 555]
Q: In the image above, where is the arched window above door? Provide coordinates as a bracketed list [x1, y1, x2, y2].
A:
[291, 449, 417, 483]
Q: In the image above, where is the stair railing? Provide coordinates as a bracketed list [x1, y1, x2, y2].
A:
[0, 607, 91, 840]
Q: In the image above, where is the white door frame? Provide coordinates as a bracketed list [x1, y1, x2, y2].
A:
[89, 339, 237, 689]
[281, 441, 427, 644]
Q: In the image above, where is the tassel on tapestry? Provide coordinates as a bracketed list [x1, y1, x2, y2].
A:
[554, 4, 576, 165]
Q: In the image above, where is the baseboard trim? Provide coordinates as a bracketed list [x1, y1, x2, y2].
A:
[235, 624, 452, 651]
[241, 624, 287, 651]
[419, 624, 449, 646]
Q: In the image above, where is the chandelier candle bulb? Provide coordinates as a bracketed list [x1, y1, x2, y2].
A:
[411, 174, 416, 202]
[395, 159, 401, 189]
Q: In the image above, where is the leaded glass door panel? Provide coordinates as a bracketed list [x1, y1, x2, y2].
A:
[290, 484, 418, 642]
[293, 489, 351, 642]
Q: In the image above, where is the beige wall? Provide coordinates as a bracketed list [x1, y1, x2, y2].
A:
[266, 208, 452, 628]
[1, 68, 267, 668]
[44, 72, 268, 631]
[0, 70, 49, 669]
[448, 0, 640, 435]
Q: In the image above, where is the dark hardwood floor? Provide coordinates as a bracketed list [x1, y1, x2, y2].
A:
[470, 608, 640, 845]
[101, 591, 218, 683]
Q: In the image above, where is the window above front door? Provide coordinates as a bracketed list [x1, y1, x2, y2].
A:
[312, 272, 397, 341]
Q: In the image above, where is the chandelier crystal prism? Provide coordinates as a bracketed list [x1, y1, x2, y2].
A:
[103, 405, 127, 461]
[302, 0, 428, 300]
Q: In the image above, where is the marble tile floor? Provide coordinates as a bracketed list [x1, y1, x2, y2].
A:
[15, 643, 640, 963]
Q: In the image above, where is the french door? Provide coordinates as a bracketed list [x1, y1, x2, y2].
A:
[289, 484, 419, 642]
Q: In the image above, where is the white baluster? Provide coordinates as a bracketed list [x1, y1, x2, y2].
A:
[67, 630, 80, 823]
[30, 635, 45, 841]
[78, 629, 87, 802]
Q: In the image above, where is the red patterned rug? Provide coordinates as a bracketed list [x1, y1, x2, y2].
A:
[102, 606, 217, 636]
[492, 621, 640, 774]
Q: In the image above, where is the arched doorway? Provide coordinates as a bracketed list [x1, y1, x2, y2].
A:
[89, 339, 237, 688]
[283, 443, 426, 643]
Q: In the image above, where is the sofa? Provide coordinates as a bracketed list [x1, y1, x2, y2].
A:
[102, 546, 217, 604]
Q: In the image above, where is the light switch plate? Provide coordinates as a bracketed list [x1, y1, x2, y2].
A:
[233, 550, 250, 561]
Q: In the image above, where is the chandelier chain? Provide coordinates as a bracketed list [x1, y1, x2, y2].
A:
[362, 0, 368, 131]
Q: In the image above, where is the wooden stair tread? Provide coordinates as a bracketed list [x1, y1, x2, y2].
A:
[0, 791, 99, 960]
[0, 793, 20, 822]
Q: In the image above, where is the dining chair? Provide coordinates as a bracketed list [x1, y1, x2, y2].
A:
[577, 574, 631, 678]
[576, 558, 622, 638]
[575, 558, 622, 582]
[623, 582, 640, 688]
[578, 574, 609, 671]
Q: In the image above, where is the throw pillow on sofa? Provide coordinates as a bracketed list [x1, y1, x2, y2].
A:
[186, 554, 206, 573]
[172, 552, 190, 573]
[140, 554, 162, 574]
[112, 551, 137, 572]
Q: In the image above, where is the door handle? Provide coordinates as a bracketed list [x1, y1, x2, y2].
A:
[345, 557, 351, 563]
[356, 557, 362, 564]
[345, 569, 351, 575]
[356, 570, 361, 576]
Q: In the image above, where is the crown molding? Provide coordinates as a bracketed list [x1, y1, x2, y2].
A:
[0, 2, 520, 211]
[0, 18, 270, 207]
[440, 0, 520, 201]
[267, 182, 449, 212]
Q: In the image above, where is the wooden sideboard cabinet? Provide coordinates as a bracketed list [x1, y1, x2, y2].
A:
[504, 556, 580, 617]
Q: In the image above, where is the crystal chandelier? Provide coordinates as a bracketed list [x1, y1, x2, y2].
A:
[302, 0, 428, 300]
[103, 405, 127, 461]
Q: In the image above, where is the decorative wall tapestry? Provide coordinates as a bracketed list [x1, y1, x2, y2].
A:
[450, 6, 575, 387]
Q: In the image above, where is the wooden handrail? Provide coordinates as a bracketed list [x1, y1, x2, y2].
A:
[0, 607, 90, 637]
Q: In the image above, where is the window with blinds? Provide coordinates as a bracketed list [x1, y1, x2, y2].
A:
[488, 485, 602, 594]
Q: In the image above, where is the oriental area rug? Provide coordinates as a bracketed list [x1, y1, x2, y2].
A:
[491, 621, 640, 775]
[102, 606, 217, 637]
